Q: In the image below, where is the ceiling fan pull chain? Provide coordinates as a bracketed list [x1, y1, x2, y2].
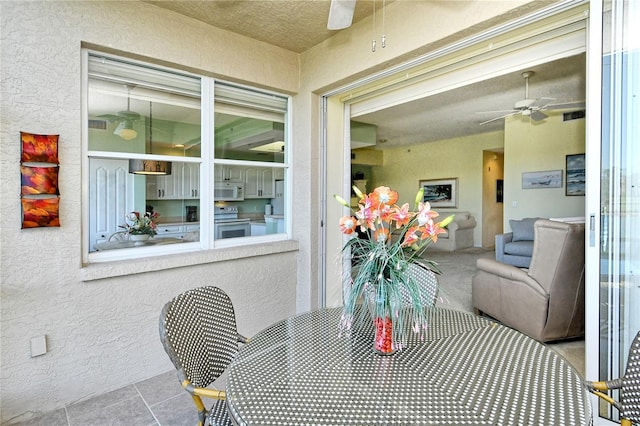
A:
[372, 0, 377, 52]
[381, 0, 386, 48]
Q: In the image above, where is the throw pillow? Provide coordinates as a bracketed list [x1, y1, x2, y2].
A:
[509, 218, 537, 242]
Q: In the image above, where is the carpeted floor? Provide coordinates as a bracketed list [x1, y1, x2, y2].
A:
[423, 247, 586, 377]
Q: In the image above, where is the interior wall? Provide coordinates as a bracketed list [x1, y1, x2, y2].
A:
[503, 111, 586, 229]
[482, 151, 505, 248]
[0, 2, 299, 422]
[370, 130, 505, 248]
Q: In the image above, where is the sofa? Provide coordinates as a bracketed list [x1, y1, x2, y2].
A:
[495, 217, 545, 268]
[472, 219, 586, 342]
[431, 211, 477, 251]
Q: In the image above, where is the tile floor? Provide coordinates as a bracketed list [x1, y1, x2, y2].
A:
[11, 370, 206, 426]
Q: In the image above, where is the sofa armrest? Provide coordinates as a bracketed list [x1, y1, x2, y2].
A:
[495, 232, 512, 262]
[476, 258, 546, 297]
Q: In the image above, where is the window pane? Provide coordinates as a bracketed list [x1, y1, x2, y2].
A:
[88, 158, 200, 252]
[88, 55, 201, 158]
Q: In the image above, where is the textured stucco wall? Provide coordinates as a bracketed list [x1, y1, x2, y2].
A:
[0, 2, 300, 423]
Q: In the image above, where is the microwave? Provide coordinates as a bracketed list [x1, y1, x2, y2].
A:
[214, 181, 245, 201]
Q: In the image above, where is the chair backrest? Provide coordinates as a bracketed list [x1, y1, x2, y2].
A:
[401, 262, 439, 307]
[159, 286, 240, 389]
[108, 231, 128, 241]
[527, 219, 585, 340]
[622, 330, 640, 422]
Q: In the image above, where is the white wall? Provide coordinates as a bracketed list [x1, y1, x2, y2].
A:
[0, 2, 299, 422]
[370, 131, 505, 248]
[503, 111, 586, 228]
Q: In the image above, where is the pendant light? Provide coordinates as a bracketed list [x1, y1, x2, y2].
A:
[113, 85, 138, 140]
[129, 102, 172, 175]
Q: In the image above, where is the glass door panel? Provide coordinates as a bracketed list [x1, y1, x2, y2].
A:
[597, 0, 640, 422]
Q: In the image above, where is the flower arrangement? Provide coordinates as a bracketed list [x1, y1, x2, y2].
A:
[335, 185, 453, 353]
[120, 211, 159, 236]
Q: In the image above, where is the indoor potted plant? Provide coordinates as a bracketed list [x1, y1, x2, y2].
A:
[120, 211, 159, 241]
[335, 185, 452, 354]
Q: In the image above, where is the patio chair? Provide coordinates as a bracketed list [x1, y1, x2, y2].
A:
[159, 286, 249, 426]
[402, 261, 439, 307]
[107, 231, 128, 241]
[586, 330, 640, 426]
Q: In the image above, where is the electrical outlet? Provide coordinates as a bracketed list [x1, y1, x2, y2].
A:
[512, 201, 518, 208]
[30, 335, 47, 357]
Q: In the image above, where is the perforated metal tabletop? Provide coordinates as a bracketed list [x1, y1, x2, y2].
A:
[226, 307, 591, 425]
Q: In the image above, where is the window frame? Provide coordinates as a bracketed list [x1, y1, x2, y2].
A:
[82, 50, 291, 266]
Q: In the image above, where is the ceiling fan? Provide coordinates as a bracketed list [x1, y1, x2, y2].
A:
[478, 71, 585, 126]
[99, 84, 141, 140]
[327, 0, 356, 30]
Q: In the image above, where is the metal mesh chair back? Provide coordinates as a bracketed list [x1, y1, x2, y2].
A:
[402, 262, 439, 307]
[622, 330, 640, 422]
[159, 286, 240, 389]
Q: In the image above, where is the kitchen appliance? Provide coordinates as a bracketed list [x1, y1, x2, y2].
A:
[214, 181, 245, 201]
[214, 206, 251, 239]
[270, 180, 284, 215]
[185, 205, 198, 222]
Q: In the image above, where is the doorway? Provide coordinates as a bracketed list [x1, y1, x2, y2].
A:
[482, 150, 504, 248]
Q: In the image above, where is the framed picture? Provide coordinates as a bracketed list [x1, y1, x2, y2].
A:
[419, 178, 458, 208]
[522, 170, 563, 189]
[566, 153, 585, 196]
[496, 179, 503, 203]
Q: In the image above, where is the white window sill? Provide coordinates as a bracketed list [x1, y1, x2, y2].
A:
[81, 240, 299, 282]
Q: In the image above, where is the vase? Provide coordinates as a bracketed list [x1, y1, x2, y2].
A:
[130, 234, 150, 245]
[373, 315, 396, 355]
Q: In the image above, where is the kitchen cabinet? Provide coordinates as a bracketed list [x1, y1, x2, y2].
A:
[215, 165, 244, 182]
[147, 163, 184, 200]
[273, 167, 285, 180]
[155, 223, 200, 240]
[147, 163, 200, 200]
[244, 167, 274, 198]
[89, 158, 135, 250]
[183, 163, 200, 199]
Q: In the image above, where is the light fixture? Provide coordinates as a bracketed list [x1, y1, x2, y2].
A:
[113, 120, 137, 140]
[129, 101, 172, 175]
[128, 159, 172, 175]
[249, 141, 285, 153]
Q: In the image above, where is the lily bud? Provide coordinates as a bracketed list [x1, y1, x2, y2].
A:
[439, 214, 455, 228]
[415, 188, 424, 208]
[352, 185, 365, 199]
[333, 194, 349, 207]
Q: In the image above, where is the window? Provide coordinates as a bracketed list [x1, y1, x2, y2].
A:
[85, 52, 289, 262]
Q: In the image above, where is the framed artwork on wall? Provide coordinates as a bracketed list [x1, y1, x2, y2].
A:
[566, 153, 585, 196]
[419, 178, 458, 208]
[522, 170, 563, 189]
[20, 131, 59, 164]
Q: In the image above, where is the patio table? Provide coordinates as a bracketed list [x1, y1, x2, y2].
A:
[226, 307, 591, 425]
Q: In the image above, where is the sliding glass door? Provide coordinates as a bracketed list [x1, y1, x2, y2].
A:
[591, 0, 640, 423]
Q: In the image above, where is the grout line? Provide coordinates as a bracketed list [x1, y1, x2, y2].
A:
[134, 383, 161, 426]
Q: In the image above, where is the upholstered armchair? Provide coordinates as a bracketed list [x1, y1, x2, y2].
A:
[472, 219, 585, 342]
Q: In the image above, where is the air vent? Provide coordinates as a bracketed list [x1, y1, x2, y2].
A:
[563, 110, 585, 121]
[88, 119, 107, 130]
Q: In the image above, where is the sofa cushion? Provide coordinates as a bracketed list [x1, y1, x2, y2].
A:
[504, 241, 534, 257]
[509, 218, 538, 242]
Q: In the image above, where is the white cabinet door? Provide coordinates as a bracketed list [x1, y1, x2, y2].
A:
[215, 165, 244, 182]
[89, 158, 135, 251]
[245, 167, 274, 198]
[183, 163, 200, 199]
[147, 163, 184, 199]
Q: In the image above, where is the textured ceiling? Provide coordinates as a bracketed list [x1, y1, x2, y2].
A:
[142, 0, 384, 53]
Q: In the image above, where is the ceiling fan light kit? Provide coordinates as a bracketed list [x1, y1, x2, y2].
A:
[113, 120, 137, 140]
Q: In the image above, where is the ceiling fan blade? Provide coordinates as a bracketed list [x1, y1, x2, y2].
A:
[530, 110, 548, 121]
[327, 0, 356, 30]
[543, 100, 586, 110]
[97, 114, 121, 121]
[477, 109, 518, 115]
[479, 111, 519, 126]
